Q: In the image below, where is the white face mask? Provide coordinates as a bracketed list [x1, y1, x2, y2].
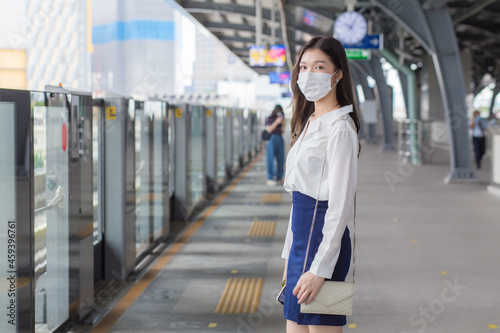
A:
[297, 69, 340, 102]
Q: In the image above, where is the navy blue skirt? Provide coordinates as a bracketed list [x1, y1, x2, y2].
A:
[284, 191, 351, 326]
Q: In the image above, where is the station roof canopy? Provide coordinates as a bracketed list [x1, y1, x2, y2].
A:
[174, 0, 500, 90]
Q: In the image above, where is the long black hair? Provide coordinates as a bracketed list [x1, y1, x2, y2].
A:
[290, 36, 361, 154]
[268, 104, 284, 122]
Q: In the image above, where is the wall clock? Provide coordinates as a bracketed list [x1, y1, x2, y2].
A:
[334, 11, 367, 45]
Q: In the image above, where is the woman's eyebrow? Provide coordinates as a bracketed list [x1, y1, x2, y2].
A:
[300, 60, 327, 64]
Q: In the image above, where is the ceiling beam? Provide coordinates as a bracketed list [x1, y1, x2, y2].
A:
[394, 48, 422, 63]
[216, 35, 256, 44]
[456, 23, 496, 37]
[422, 0, 449, 10]
[463, 40, 500, 64]
[452, 0, 497, 25]
[182, 1, 273, 21]
[288, 22, 331, 37]
[228, 47, 250, 54]
[285, 0, 371, 8]
[204, 22, 284, 40]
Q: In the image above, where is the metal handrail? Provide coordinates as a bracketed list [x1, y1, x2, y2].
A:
[34, 186, 64, 214]
[397, 119, 422, 165]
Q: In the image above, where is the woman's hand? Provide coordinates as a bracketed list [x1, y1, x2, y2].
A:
[293, 271, 325, 304]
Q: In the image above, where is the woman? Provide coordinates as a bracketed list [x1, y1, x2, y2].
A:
[265, 104, 285, 185]
[281, 36, 360, 333]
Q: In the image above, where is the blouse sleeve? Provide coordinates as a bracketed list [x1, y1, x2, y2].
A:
[281, 205, 294, 259]
[309, 124, 358, 278]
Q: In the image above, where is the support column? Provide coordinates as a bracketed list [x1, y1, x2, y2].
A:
[350, 65, 366, 139]
[373, 0, 475, 181]
[278, 0, 295, 70]
[420, 54, 445, 121]
[352, 61, 377, 144]
[379, 48, 419, 164]
[490, 83, 500, 118]
[398, 70, 409, 113]
[427, 9, 474, 181]
[369, 55, 396, 151]
[255, 0, 262, 46]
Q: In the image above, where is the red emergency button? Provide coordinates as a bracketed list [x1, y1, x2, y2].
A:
[62, 123, 68, 152]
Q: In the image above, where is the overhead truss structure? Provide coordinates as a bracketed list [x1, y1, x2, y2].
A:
[174, 0, 500, 181]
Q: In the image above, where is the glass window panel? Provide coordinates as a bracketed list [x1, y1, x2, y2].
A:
[216, 107, 226, 183]
[135, 106, 151, 257]
[32, 92, 70, 331]
[249, 111, 257, 154]
[168, 106, 174, 199]
[242, 109, 249, 163]
[190, 105, 204, 205]
[149, 102, 164, 240]
[92, 105, 103, 244]
[0, 101, 17, 333]
[232, 110, 241, 171]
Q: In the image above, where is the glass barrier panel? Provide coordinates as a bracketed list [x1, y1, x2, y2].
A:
[32, 91, 70, 331]
[0, 101, 17, 333]
[135, 104, 151, 257]
[243, 109, 250, 162]
[191, 105, 204, 205]
[149, 101, 165, 240]
[92, 105, 103, 244]
[167, 105, 175, 200]
[232, 109, 241, 171]
[249, 111, 257, 155]
[259, 110, 266, 144]
[216, 107, 226, 183]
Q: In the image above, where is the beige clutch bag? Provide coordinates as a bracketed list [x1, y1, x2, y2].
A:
[300, 281, 353, 315]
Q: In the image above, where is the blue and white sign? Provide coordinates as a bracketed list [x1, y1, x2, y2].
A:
[342, 34, 383, 50]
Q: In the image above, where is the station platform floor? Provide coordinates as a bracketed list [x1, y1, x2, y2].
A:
[86, 142, 499, 333]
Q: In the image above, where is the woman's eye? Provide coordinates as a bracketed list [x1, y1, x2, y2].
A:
[315, 66, 324, 70]
[299, 65, 307, 70]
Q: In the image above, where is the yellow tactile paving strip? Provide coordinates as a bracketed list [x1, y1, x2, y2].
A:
[248, 221, 276, 237]
[215, 277, 263, 314]
[262, 193, 282, 203]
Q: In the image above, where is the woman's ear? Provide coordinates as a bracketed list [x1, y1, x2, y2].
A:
[335, 69, 343, 82]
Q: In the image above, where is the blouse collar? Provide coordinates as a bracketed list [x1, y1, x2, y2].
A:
[317, 104, 353, 126]
[305, 104, 353, 136]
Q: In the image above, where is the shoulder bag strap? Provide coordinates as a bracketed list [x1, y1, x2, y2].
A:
[301, 118, 356, 284]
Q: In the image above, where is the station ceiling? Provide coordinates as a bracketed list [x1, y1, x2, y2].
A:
[175, 0, 500, 92]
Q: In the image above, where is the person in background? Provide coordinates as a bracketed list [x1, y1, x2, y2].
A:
[265, 105, 285, 185]
[469, 110, 487, 169]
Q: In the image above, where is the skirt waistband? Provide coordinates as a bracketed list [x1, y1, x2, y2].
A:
[292, 191, 327, 204]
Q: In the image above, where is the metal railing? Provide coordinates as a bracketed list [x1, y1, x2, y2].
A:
[397, 119, 422, 165]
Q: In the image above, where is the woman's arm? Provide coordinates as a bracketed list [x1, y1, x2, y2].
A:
[310, 121, 358, 278]
[281, 205, 293, 260]
[281, 205, 293, 281]
[293, 120, 358, 304]
[266, 116, 284, 133]
[283, 259, 288, 282]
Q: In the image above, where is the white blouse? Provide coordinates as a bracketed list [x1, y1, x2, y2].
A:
[281, 105, 358, 279]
